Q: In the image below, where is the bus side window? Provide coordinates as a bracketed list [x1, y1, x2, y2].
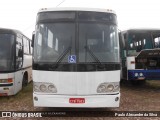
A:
[16, 37, 23, 69]
[29, 41, 32, 54]
[23, 37, 30, 54]
[154, 37, 160, 48]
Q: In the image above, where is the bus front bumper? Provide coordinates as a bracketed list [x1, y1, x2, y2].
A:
[128, 69, 160, 80]
[33, 93, 120, 108]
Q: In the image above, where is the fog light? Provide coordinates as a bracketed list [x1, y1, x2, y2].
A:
[34, 96, 38, 101]
[115, 97, 119, 102]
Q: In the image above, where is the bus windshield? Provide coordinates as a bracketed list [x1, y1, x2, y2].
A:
[127, 33, 153, 56]
[79, 23, 119, 63]
[34, 23, 75, 63]
[0, 34, 15, 71]
[34, 23, 119, 63]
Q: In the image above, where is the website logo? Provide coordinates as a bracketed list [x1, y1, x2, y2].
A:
[2, 112, 11, 118]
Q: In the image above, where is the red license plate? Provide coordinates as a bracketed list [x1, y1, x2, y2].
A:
[69, 98, 85, 103]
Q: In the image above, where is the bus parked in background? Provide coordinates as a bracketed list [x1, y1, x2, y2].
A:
[0, 28, 32, 96]
[32, 7, 120, 107]
[119, 29, 160, 83]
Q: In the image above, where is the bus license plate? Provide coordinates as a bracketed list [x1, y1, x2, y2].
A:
[69, 98, 85, 103]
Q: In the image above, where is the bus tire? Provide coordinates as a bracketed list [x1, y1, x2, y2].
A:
[22, 73, 28, 88]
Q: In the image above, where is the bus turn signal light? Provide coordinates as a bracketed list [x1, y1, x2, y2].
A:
[8, 78, 13, 83]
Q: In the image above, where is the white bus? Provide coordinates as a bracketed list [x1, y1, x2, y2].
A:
[32, 7, 120, 107]
[0, 28, 32, 96]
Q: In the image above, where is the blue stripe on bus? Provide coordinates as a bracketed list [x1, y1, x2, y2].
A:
[128, 69, 160, 80]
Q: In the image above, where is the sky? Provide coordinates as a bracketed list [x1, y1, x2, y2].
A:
[0, 0, 160, 39]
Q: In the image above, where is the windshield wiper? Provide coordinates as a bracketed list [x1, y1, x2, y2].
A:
[84, 46, 105, 69]
[84, 46, 103, 64]
[53, 46, 72, 68]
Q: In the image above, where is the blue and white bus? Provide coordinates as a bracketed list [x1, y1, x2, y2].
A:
[0, 28, 32, 96]
[32, 7, 120, 107]
[119, 29, 160, 83]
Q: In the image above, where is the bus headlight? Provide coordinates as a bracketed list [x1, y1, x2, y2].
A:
[134, 73, 138, 77]
[0, 79, 7, 83]
[34, 84, 39, 92]
[139, 73, 143, 77]
[97, 83, 107, 93]
[97, 82, 119, 93]
[39, 84, 47, 92]
[48, 85, 57, 93]
[107, 84, 114, 91]
[0, 78, 13, 83]
[34, 82, 57, 93]
[113, 85, 119, 92]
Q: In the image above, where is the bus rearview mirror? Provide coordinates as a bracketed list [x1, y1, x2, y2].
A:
[31, 31, 35, 47]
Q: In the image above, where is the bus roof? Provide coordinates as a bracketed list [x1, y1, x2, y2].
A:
[121, 28, 160, 34]
[0, 27, 22, 35]
[38, 7, 116, 14]
[0, 28, 31, 40]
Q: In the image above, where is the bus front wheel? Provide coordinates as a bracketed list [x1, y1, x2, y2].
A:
[22, 74, 28, 88]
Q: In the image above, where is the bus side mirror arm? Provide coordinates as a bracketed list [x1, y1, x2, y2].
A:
[31, 31, 35, 47]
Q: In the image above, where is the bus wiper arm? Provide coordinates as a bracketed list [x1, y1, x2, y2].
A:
[84, 46, 102, 65]
[54, 46, 72, 68]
